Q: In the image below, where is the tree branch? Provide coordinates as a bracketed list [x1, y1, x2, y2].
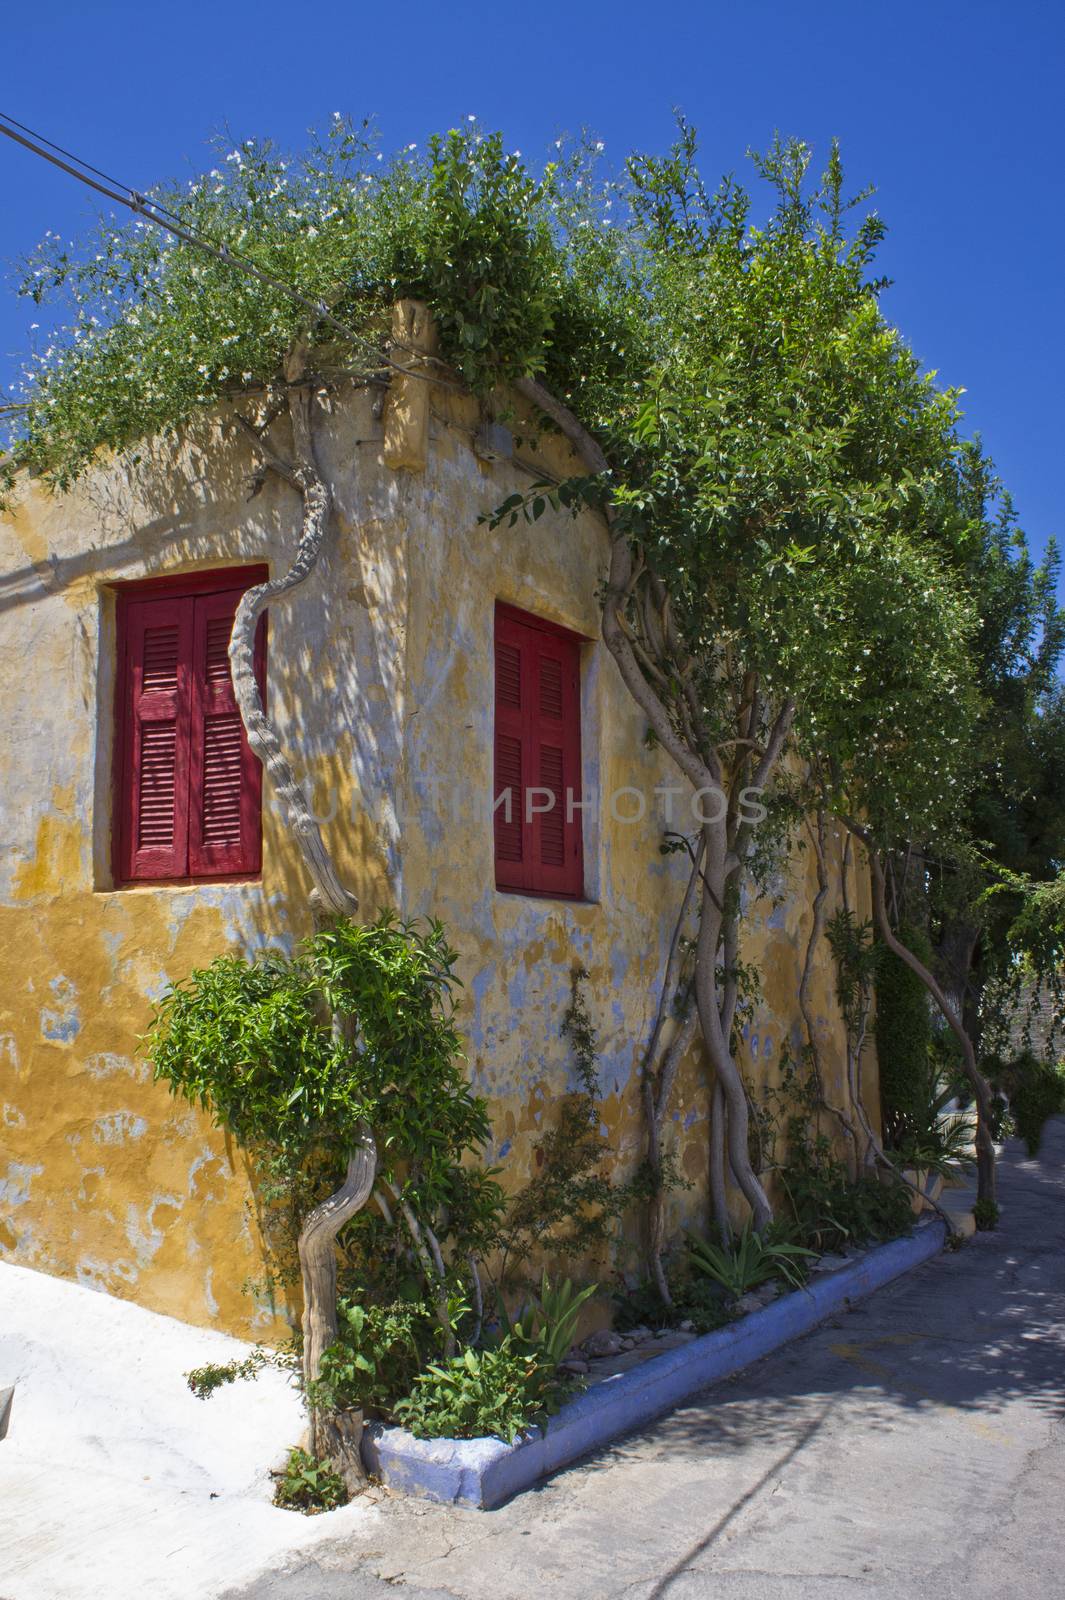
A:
[228, 381, 359, 920]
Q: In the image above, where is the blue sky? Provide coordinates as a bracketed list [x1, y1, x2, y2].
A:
[2, 1, 1062, 580]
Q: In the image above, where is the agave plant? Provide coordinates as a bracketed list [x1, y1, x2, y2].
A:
[686, 1225, 817, 1298]
[498, 1272, 599, 1366]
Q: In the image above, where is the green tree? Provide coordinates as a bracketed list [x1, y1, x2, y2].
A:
[4, 117, 1030, 1240]
[146, 913, 499, 1482]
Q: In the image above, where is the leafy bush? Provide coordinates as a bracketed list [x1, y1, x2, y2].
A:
[686, 1225, 816, 1299]
[393, 1340, 559, 1444]
[987, 1050, 1065, 1156]
[272, 1447, 347, 1514]
[876, 924, 934, 1145]
[146, 912, 502, 1299]
[779, 1136, 914, 1251]
[613, 1272, 732, 1336]
[973, 1197, 1001, 1231]
[311, 1299, 435, 1417]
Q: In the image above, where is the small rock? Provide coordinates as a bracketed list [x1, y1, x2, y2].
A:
[810, 1253, 850, 1275]
[734, 1293, 763, 1316]
[627, 1325, 653, 1344]
[678, 1318, 694, 1332]
[654, 1328, 673, 1339]
[619, 1338, 634, 1352]
[558, 1358, 589, 1376]
[582, 1329, 624, 1358]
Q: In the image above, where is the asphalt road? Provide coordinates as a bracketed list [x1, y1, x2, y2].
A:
[224, 1121, 1065, 1600]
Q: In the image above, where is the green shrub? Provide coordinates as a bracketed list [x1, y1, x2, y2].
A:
[686, 1225, 816, 1299]
[875, 923, 934, 1144]
[310, 1299, 435, 1417]
[987, 1050, 1065, 1156]
[272, 1447, 347, 1514]
[973, 1197, 1001, 1231]
[780, 1136, 914, 1251]
[613, 1272, 732, 1336]
[146, 912, 504, 1314]
[394, 1339, 560, 1444]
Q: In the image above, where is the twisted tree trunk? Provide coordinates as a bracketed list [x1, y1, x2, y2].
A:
[298, 1131, 377, 1486]
[514, 375, 780, 1240]
[228, 359, 375, 1480]
[845, 822, 997, 1211]
[229, 378, 358, 919]
[642, 840, 703, 1300]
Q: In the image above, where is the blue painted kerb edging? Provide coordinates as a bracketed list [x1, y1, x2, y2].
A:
[361, 1218, 946, 1509]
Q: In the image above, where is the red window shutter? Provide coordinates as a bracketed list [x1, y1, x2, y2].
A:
[187, 590, 266, 878]
[119, 595, 194, 880]
[494, 605, 584, 898]
[114, 566, 268, 885]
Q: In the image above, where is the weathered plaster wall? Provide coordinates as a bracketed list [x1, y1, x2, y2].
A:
[0, 376, 878, 1337]
[399, 387, 879, 1259]
[0, 392, 405, 1335]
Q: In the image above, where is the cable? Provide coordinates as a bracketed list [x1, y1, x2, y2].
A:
[0, 109, 461, 392]
[0, 108, 470, 400]
[0, 109, 189, 229]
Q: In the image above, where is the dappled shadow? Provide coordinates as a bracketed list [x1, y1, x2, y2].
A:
[591, 1120, 1065, 1477]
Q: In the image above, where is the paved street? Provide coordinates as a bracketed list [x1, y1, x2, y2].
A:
[226, 1121, 1065, 1600]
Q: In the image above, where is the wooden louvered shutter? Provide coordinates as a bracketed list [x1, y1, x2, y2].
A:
[119, 595, 193, 880]
[529, 631, 583, 899]
[188, 589, 265, 878]
[494, 622, 526, 891]
[494, 604, 584, 899]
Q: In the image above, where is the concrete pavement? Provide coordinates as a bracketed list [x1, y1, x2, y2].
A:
[224, 1120, 1065, 1600]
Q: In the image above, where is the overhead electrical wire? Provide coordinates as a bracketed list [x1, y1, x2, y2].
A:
[0, 109, 454, 387]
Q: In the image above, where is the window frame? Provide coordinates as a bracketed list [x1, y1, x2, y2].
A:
[112, 565, 268, 887]
[493, 600, 586, 901]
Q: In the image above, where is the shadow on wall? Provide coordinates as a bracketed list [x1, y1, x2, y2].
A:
[0, 389, 406, 1334]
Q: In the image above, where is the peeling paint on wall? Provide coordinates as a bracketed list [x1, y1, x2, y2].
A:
[0, 383, 878, 1339]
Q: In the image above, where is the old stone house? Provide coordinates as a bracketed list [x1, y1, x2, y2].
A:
[0, 353, 875, 1338]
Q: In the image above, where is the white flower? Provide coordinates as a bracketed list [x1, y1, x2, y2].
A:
[595, 141, 605, 152]
[467, 114, 476, 122]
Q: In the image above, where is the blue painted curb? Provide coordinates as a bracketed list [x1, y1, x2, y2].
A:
[361, 1218, 946, 1509]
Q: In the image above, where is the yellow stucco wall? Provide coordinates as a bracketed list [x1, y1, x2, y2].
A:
[0, 377, 877, 1337]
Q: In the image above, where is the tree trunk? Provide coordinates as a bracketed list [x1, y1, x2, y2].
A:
[642, 842, 703, 1299]
[801, 811, 861, 1180]
[708, 1078, 730, 1246]
[230, 363, 374, 1480]
[847, 825, 997, 1210]
[513, 375, 784, 1238]
[229, 380, 358, 920]
[694, 864, 774, 1235]
[298, 1129, 377, 1486]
